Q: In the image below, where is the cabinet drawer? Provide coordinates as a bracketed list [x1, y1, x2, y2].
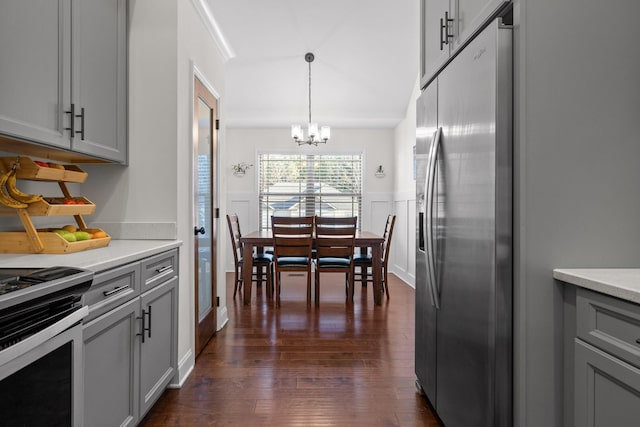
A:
[84, 263, 140, 322]
[577, 288, 640, 369]
[140, 249, 178, 293]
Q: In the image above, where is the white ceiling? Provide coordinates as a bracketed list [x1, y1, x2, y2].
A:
[207, 0, 419, 129]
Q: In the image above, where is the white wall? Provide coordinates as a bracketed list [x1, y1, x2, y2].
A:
[80, 0, 228, 387]
[391, 76, 420, 287]
[224, 127, 395, 271]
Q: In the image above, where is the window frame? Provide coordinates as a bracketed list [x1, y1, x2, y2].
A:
[257, 150, 364, 230]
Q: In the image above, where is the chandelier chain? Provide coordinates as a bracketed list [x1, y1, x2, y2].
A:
[308, 59, 312, 124]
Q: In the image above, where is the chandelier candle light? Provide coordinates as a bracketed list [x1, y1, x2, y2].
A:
[292, 52, 330, 146]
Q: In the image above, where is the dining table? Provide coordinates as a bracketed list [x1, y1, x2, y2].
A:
[240, 230, 385, 306]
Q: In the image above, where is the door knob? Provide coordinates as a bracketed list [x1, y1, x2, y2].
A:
[194, 226, 206, 235]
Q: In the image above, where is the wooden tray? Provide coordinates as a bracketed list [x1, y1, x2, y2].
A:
[0, 228, 111, 254]
[0, 157, 88, 183]
[0, 197, 96, 216]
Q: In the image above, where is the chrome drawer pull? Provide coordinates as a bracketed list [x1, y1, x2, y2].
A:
[102, 284, 130, 297]
[155, 265, 172, 274]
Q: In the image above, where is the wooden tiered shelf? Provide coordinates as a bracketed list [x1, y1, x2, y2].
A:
[0, 157, 110, 254]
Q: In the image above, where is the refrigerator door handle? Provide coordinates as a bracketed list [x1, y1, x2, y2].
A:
[426, 127, 442, 309]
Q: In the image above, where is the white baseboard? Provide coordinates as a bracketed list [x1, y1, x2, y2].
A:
[169, 348, 194, 388]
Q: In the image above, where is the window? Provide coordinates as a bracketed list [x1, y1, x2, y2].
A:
[258, 153, 363, 230]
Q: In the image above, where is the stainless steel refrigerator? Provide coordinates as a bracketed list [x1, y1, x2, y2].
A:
[415, 19, 512, 427]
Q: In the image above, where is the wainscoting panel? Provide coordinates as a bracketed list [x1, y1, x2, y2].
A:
[390, 192, 415, 288]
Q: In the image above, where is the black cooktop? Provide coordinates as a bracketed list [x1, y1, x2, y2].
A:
[0, 267, 94, 311]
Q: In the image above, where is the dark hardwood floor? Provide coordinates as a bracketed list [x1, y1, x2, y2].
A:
[140, 271, 442, 426]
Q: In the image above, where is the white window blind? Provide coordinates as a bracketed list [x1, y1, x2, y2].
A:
[258, 153, 363, 230]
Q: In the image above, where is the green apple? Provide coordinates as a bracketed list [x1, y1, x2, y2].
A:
[53, 229, 71, 236]
[62, 233, 77, 242]
[73, 231, 91, 241]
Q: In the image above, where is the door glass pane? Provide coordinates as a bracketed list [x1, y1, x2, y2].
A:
[197, 97, 212, 321]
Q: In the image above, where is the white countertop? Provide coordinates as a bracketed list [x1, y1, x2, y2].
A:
[0, 240, 182, 272]
[553, 268, 640, 304]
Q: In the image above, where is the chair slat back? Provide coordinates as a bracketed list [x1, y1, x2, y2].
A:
[271, 216, 314, 259]
[382, 215, 396, 262]
[226, 214, 242, 263]
[315, 216, 357, 259]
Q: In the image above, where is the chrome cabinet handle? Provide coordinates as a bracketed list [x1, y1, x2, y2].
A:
[426, 127, 442, 309]
[102, 284, 130, 297]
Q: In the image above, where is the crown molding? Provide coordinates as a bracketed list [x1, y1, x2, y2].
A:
[190, 0, 235, 62]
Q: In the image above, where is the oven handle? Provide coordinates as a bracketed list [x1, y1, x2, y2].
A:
[0, 306, 88, 366]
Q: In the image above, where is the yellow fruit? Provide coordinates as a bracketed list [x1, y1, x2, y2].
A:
[62, 224, 77, 233]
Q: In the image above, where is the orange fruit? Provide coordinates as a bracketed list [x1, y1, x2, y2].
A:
[92, 231, 107, 239]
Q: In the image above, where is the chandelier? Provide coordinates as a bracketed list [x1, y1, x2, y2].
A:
[291, 52, 330, 145]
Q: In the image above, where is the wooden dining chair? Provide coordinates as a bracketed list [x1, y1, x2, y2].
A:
[354, 214, 396, 298]
[314, 216, 358, 304]
[271, 215, 315, 307]
[226, 213, 273, 298]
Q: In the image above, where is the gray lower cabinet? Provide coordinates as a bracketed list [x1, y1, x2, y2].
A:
[83, 249, 178, 426]
[571, 288, 640, 427]
[84, 297, 141, 427]
[139, 276, 178, 417]
[575, 339, 640, 427]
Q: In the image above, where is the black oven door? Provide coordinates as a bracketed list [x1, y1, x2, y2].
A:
[0, 307, 87, 427]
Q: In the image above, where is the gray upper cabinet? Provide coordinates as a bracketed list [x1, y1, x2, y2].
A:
[71, 0, 127, 162]
[420, 0, 511, 89]
[0, 0, 72, 150]
[420, 0, 452, 90]
[0, 0, 127, 163]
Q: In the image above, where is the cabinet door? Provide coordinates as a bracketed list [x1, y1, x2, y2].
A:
[83, 297, 141, 427]
[71, 0, 127, 163]
[139, 276, 178, 417]
[420, 0, 452, 88]
[575, 339, 640, 427]
[453, 0, 511, 52]
[0, 0, 71, 149]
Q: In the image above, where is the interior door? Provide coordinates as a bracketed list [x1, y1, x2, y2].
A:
[193, 76, 217, 356]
